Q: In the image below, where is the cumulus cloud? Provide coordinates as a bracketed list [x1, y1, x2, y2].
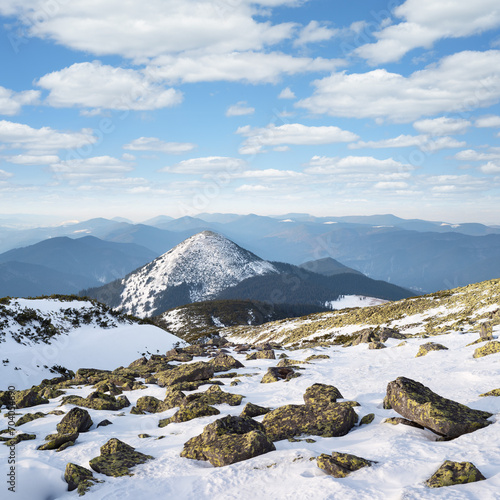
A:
[0, 87, 40, 116]
[4, 154, 60, 165]
[236, 184, 272, 192]
[36, 62, 183, 111]
[454, 149, 500, 161]
[160, 156, 246, 175]
[293, 21, 337, 47]
[413, 117, 470, 136]
[124, 137, 196, 154]
[475, 115, 500, 127]
[479, 161, 500, 174]
[278, 87, 296, 99]
[226, 101, 255, 117]
[0, 169, 13, 180]
[297, 50, 500, 122]
[0, 120, 97, 153]
[350, 134, 465, 151]
[304, 155, 411, 176]
[50, 156, 134, 182]
[355, 0, 500, 64]
[236, 123, 359, 154]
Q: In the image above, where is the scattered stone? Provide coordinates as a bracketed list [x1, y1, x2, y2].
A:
[360, 413, 375, 426]
[230, 380, 240, 386]
[15, 412, 45, 427]
[209, 353, 244, 372]
[369, 341, 386, 350]
[4, 433, 36, 446]
[38, 432, 79, 451]
[426, 460, 486, 488]
[383, 417, 425, 429]
[156, 361, 214, 387]
[56, 440, 76, 452]
[479, 322, 494, 341]
[305, 354, 330, 361]
[10, 389, 49, 409]
[186, 385, 243, 407]
[317, 452, 375, 478]
[138, 434, 151, 438]
[246, 349, 275, 361]
[276, 358, 308, 367]
[165, 348, 193, 363]
[130, 407, 145, 415]
[181, 415, 275, 467]
[96, 419, 112, 428]
[159, 401, 220, 427]
[479, 388, 500, 397]
[48, 410, 65, 416]
[385, 377, 492, 439]
[57, 407, 93, 434]
[163, 388, 187, 409]
[240, 402, 271, 419]
[64, 463, 100, 495]
[61, 392, 130, 411]
[89, 438, 153, 477]
[416, 342, 448, 357]
[303, 383, 343, 407]
[261, 367, 297, 383]
[473, 341, 500, 358]
[135, 396, 169, 414]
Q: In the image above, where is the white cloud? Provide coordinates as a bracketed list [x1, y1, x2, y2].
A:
[374, 181, 409, 190]
[475, 115, 500, 127]
[304, 155, 411, 176]
[36, 62, 183, 111]
[50, 156, 134, 182]
[236, 123, 359, 154]
[355, 0, 500, 64]
[236, 184, 272, 192]
[278, 87, 296, 99]
[426, 174, 489, 192]
[161, 156, 246, 175]
[4, 154, 60, 165]
[0, 120, 97, 153]
[455, 149, 500, 161]
[297, 50, 500, 122]
[350, 134, 465, 151]
[479, 161, 500, 174]
[226, 101, 255, 117]
[234, 169, 305, 180]
[124, 137, 196, 154]
[293, 21, 337, 46]
[0, 87, 40, 116]
[413, 117, 470, 136]
[149, 52, 341, 84]
[0, 169, 13, 180]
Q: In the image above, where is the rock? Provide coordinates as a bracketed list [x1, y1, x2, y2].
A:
[165, 348, 193, 363]
[383, 417, 425, 429]
[479, 388, 500, 397]
[180, 415, 275, 467]
[4, 433, 36, 446]
[11, 389, 49, 409]
[276, 358, 308, 367]
[240, 402, 271, 418]
[209, 353, 244, 372]
[317, 452, 375, 478]
[473, 341, 500, 358]
[96, 419, 112, 428]
[163, 388, 187, 409]
[186, 385, 243, 407]
[479, 322, 494, 341]
[369, 341, 386, 350]
[57, 407, 93, 434]
[156, 361, 214, 387]
[89, 438, 153, 477]
[352, 329, 379, 346]
[183, 345, 208, 357]
[38, 432, 79, 451]
[64, 463, 99, 495]
[426, 460, 486, 488]
[385, 377, 492, 439]
[416, 342, 448, 357]
[130, 406, 146, 415]
[303, 383, 343, 407]
[75, 368, 111, 385]
[158, 400, 220, 427]
[93, 380, 122, 396]
[305, 354, 330, 361]
[15, 412, 45, 427]
[379, 328, 405, 342]
[246, 349, 275, 361]
[135, 396, 169, 414]
[262, 402, 357, 441]
[60, 392, 130, 411]
[207, 336, 228, 347]
[56, 440, 76, 452]
[261, 367, 297, 383]
[360, 413, 375, 426]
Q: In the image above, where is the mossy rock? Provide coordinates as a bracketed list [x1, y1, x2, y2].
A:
[159, 400, 220, 427]
[10, 389, 49, 409]
[93, 380, 122, 396]
[246, 349, 276, 361]
[385, 377, 492, 439]
[39, 387, 65, 400]
[383, 417, 425, 429]
[186, 385, 243, 407]
[38, 432, 79, 451]
[156, 361, 214, 387]
[479, 388, 500, 397]
[360, 413, 375, 426]
[303, 383, 343, 407]
[74, 368, 111, 385]
[57, 407, 93, 434]
[15, 412, 45, 427]
[61, 392, 130, 411]
[305, 354, 330, 361]
[426, 460, 486, 488]
[181, 415, 275, 467]
[163, 388, 187, 409]
[473, 341, 500, 358]
[65, 462, 100, 495]
[240, 402, 271, 418]
[183, 345, 209, 356]
[165, 348, 193, 363]
[4, 433, 36, 446]
[276, 358, 308, 367]
[317, 452, 375, 478]
[135, 396, 169, 414]
[261, 367, 297, 384]
[209, 353, 244, 372]
[130, 406, 145, 415]
[416, 342, 448, 357]
[89, 438, 153, 477]
[368, 341, 386, 350]
[262, 402, 357, 441]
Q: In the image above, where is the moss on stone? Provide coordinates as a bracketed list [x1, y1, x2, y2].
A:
[416, 342, 448, 357]
[64, 462, 100, 496]
[317, 452, 375, 478]
[360, 413, 375, 426]
[240, 402, 271, 418]
[426, 460, 486, 488]
[15, 412, 45, 427]
[479, 388, 500, 397]
[38, 432, 79, 450]
[473, 341, 500, 358]
[159, 400, 220, 427]
[57, 407, 93, 434]
[156, 361, 215, 387]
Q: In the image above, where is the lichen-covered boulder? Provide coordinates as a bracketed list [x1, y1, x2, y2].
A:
[360, 413, 375, 426]
[479, 388, 500, 397]
[74, 368, 111, 385]
[64, 462, 100, 495]
[305, 354, 330, 362]
[15, 412, 45, 427]
[38, 432, 79, 451]
[262, 402, 357, 441]
[156, 361, 214, 387]
[180, 415, 275, 467]
[61, 392, 130, 411]
[303, 383, 343, 407]
[186, 385, 243, 407]
[383, 417, 425, 429]
[93, 380, 122, 396]
[209, 353, 244, 372]
[426, 460, 486, 488]
[163, 388, 187, 409]
[158, 400, 220, 427]
[3, 433, 36, 446]
[276, 358, 308, 367]
[261, 367, 297, 383]
[352, 329, 379, 346]
[317, 452, 375, 478]
[385, 377, 492, 439]
[240, 402, 271, 418]
[11, 389, 49, 409]
[57, 407, 93, 434]
[89, 438, 153, 477]
[246, 349, 275, 360]
[135, 396, 169, 414]
[165, 348, 193, 363]
[473, 341, 500, 358]
[416, 342, 448, 357]
[369, 341, 386, 350]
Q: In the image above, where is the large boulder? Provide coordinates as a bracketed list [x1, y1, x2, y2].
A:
[57, 407, 93, 434]
[303, 383, 343, 407]
[181, 415, 275, 467]
[10, 389, 49, 409]
[186, 385, 243, 407]
[135, 396, 169, 414]
[163, 388, 187, 409]
[156, 362, 214, 387]
[209, 353, 244, 372]
[317, 452, 375, 478]
[240, 402, 271, 418]
[38, 432, 79, 451]
[426, 460, 486, 488]
[158, 401, 220, 427]
[89, 438, 153, 477]
[165, 348, 193, 363]
[64, 463, 99, 495]
[61, 392, 130, 411]
[473, 341, 500, 358]
[261, 367, 297, 383]
[385, 377, 492, 439]
[416, 342, 448, 358]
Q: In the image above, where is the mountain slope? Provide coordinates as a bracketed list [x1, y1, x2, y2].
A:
[299, 257, 363, 276]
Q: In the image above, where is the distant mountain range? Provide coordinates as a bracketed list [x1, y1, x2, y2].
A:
[82, 231, 413, 317]
[1, 213, 499, 293]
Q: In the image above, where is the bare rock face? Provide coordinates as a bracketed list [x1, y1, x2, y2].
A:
[385, 377, 492, 439]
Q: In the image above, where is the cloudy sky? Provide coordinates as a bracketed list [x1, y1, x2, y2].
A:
[1, 0, 500, 224]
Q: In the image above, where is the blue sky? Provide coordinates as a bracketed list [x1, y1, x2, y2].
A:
[1, 0, 500, 224]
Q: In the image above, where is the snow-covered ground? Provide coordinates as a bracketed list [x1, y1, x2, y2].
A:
[1, 328, 500, 499]
[325, 295, 388, 310]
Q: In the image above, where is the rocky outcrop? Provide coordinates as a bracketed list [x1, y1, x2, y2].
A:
[246, 349, 275, 360]
[15, 412, 45, 427]
[426, 461, 486, 488]
[156, 361, 214, 387]
[317, 452, 375, 478]
[473, 341, 500, 358]
[261, 367, 298, 383]
[416, 342, 448, 357]
[479, 388, 500, 397]
[186, 385, 243, 407]
[385, 377, 492, 439]
[158, 401, 220, 427]
[209, 353, 244, 372]
[64, 463, 100, 495]
[135, 396, 169, 414]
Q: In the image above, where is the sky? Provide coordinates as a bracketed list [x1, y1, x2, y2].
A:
[0, 0, 500, 224]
